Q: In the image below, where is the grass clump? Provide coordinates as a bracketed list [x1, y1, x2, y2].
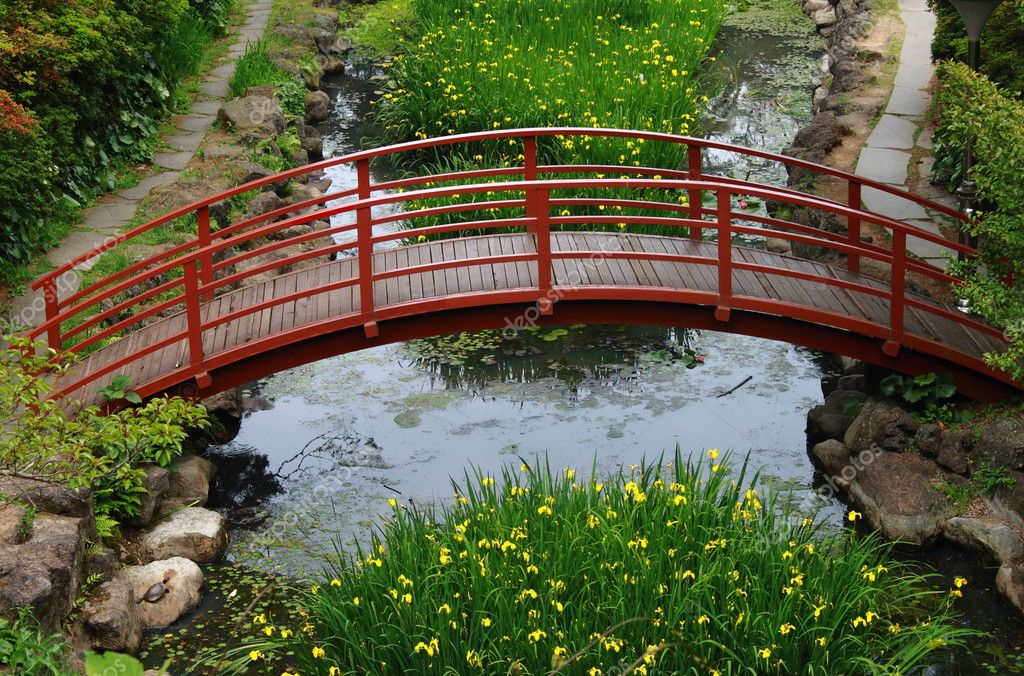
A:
[225, 452, 976, 674]
[229, 40, 293, 98]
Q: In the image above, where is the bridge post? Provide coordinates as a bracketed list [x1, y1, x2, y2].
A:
[356, 159, 375, 326]
[716, 190, 732, 323]
[197, 206, 214, 302]
[687, 145, 703, 241]
[183, 258, 205, 370]
[42, 278, 60, 350]
[524, 136, 538, 235]
[847, 181, 862, 274]
[885, 229, 907, 356]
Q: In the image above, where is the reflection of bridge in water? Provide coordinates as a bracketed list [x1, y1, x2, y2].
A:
[26, 129, 1017, 404]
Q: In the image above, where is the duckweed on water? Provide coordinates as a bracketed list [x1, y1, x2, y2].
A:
[221, 452, 978, 674]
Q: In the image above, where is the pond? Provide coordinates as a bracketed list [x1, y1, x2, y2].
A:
[142, 3, 1024, 673]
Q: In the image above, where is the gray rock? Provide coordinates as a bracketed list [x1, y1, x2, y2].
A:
[117, 558, 203, 629]
[996, 563, 1024, 615]
[0, 514, 88, 632]
[806, 405, 855, 445]
[217, 96, 286, 138]
[836, 374, 866, 392]
[915, 424, 943, 459]
[84, 545, 118, 582]
[156, 456, 216, 517]
[937, 429, 972, 475]
[128, 465, 170, 527]
[82, 579, 142, 653]
[139, 507, 228, 564]
[811, 439, 852, 478]
[0, 478, 93, 522]
[977, 418, 1024, 472]
[846, 452, 952, 544]
[943, 515, 1024, 564]
[202, 387, 244, 443]
[246, 191, 286, 218]
[811, 6, 837, 26]
[304, 90, 331, 124]
[844, 399, 919, 453]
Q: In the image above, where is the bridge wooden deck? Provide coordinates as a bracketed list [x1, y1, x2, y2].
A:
[58, 232, 1007, 405]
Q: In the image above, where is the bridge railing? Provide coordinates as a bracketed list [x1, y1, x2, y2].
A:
[24, 128, 1004, 400]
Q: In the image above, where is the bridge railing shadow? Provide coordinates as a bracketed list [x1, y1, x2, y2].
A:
[24, 128, 1007, 401]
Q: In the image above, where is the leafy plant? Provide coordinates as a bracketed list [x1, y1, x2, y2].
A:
[16, 504, 37, 543]
[879, 372, 972, 424]
[974, 463, 1015, 498]
[85, 650, 166, 676]
[98, 375, 143, 404]
[0, 608, 74, 676]
[935, 63, 1024, 385]
[223, 452, 977, 675]
[937, 479, 973, 516]
[1, 337, 211, 536]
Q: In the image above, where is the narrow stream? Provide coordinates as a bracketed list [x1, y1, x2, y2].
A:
[142, 3, 1023, 673]
[208, 12, 840, 577]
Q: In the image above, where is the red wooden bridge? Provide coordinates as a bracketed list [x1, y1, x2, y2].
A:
[26, 128, 1017, 404]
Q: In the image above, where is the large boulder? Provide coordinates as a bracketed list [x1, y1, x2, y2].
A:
[0, 477, 94, 536]
[844, 399, 919, 453]
[81, 579, 142, 653]
[976, 417, 1024, 472]
[156, 456, 216, 517]
[116, 558, 203, 629]
[810, 439, 852, 478]
[0, 513, 88, 632]
[139, 507, 228, 564]
[936, 429, 972, 475]
[943, 515, 1024, 564]
[997, 563, 1024, 615]
[806, 389, 865, 444]
[127, 465, 170, 527]
[202, 387, 244, 443]
[845, 452, 953, 544]
[304, 90, 331, 124]
[217, 96, 286, 139]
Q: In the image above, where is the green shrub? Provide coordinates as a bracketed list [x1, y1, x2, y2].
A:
[0, 337, 211, 537]
[223, 453, 976, 675]
[935, 63, 1024, 384]
[190, 0, 236, 36]
[0, 608, 74, 676]
[928, 0, 1024, 97]
[0, 0, 229, 274]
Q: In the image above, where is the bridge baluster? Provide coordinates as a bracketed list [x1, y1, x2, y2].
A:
[356, 158, 375, 330]
[524, 136, 538, 235]
[847, 181, 862, 274]
[197, 206, 214, 302]
[687, 145, 703, 241]
[42, 278, 60, 350]
[885, 229, 907, 357]
[716, 190, 732, 323]
[183, 258, 205, 370]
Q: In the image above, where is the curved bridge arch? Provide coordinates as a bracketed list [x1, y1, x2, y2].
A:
[25, 128, 1018, 404]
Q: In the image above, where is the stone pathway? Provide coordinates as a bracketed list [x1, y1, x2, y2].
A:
[853, 0, 958, 265]
[9, 0, 272, 328]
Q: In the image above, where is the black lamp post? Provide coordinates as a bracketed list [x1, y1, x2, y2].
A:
[947, 1, 1004, 258]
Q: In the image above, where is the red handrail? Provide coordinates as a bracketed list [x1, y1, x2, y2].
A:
[23, 128, 1013, 402]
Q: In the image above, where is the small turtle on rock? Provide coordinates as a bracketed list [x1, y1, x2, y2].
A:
[137, 576, 171, 604]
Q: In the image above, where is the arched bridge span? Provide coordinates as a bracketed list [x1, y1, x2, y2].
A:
[25, 128, 1017, 404]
